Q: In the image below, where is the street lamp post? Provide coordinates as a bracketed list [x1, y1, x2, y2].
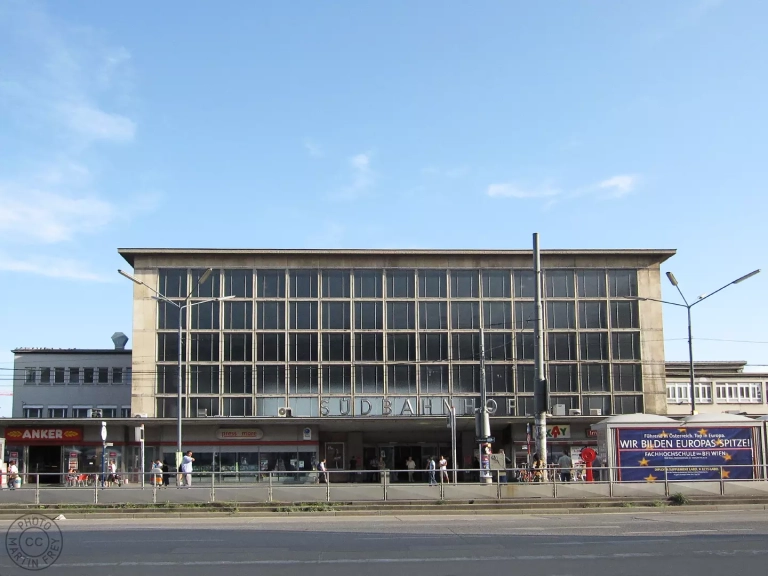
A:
[637, 269, 760, 415]
[118, 268, 234, 471]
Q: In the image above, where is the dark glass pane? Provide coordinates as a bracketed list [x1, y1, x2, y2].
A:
[419, 333, 448, 361]
[258, 301, 285, 330]
[613, 364, 642, 392]
[583, 395, 611, 416]
[290, 301, 318, 329]
[484, 301, 511, 329]
[482, 271, 511, 298]
[484, 332, 512, 361]
[322, 302, 350, 329]
[608, 270, 638, 297]
[581, 364, 610, 392]
[517, 395, 535, 416]
[157, 334, 183, 362]
[191, 333, 219, 362]
[614, 395, 643, 414]
[387, 270, 415, 298]
[514, 270, 536, 298]
[355, 332, 384, 361]
[291, 271, 318, 298]
[387, 333, 416, 361]
[517, 365, 535, 393]
[388, 365, 417, 394]
[451, 270, 479, 298]
[158, 300, 184, 330]
[223, 365, 253, 394]
[290, 366, 319, 394]
[257, 333, 285, 361]
[419, 270, 447, 297]
[486, 364, 514, 393]
[549, 364, 578, 392]
[420, 365, 449, 393]
[223, 397, 253, 417]
[256, 365, 285, 395]
[419, 302, 447, 329]
[612, 332, 641, 360]
[159, 269, 187, 298]
[354, 271, 382, 298]
[515, 301, 536, 330]
[455, 365, 480, 393]
[225, 301, 253, 330]
[224, 333, 253, 361]
[546, 301, 575, 329]
[545, 270, 574, 298]
[355, 302, 383, 329]
[322, 270, 350, 298]
[192, 268, 220, 298]
[290, 333, 318, 362]
[191, 365, 219, 394]
[516, 332, 535, 360]
[579, 301, 607, 329]
[355, 365, 384, 394]
[323, 365, 351, 395]
[323, 333, 351, 362]
[257, 270, 285, 298]
[191, 301, 220, 330]
[577, 270, 606, 298]
[224, 269, 253, 298]
[452, 333, 479, 361]
[452, 302, 480, 329]
[580, 332, 608, 361]
[611, 301, 639, 329]
[387, 302, 415, 329]
[548, 333, 576, 361]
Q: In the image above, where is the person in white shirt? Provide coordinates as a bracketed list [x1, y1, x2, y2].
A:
[438, 455, 449, 483]
[426, 457, 436, 486]
[406, 456, 416, 482]
[318, 459, 328, 484]
[8, 461, 18, 490]
[180, 451, 195, 487]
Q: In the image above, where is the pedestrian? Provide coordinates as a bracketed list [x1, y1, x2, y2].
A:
[498, 449, 512, 484]
[438, 455, 449, 483]
[8, 460, 18, 490]
[318, 458, 328, 484]
[406, 456, 416, 482]
[180, 451, 195, 488]
[162, 459, 170, 487]
[558, 449, 573, 482]
[151, 460, 163, 487]
[427, 456, 437, 486]
[532, 453, 545, 482]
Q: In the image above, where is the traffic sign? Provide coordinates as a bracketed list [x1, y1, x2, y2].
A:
[476, 436, 495, 443]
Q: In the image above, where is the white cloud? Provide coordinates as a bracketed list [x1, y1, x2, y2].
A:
[0, 253, 112, 282]
[303, 138, 323, 158]
[60, 103, 136, 142]
[598, 174, 638, 198]
[487, 183, 560, 199]
[335, 152, 375, 199]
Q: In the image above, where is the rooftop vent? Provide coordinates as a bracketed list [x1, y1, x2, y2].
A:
[111, 332, 129, 350]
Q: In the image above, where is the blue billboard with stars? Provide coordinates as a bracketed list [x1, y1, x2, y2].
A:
[616, 426, 757, 482]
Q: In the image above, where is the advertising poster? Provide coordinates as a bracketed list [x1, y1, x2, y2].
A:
[616, 427, 756, 482]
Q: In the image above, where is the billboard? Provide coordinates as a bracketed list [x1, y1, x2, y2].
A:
[616, 426, 757, 481]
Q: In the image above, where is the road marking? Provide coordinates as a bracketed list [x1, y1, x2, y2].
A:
[81, 539, 226, 544]
[624, 529, 754, 535]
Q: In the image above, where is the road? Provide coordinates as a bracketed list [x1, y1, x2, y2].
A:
[0, 510, 766, 575]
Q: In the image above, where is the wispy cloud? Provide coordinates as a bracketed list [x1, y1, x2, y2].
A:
[335, 152, 375, 199]
[487, 174, 640, 204]
[60, 103, 136, 142]
[303, 138, 323, 158]
[0, 253, 112, 282]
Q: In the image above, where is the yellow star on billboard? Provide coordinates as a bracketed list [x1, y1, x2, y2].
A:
[721, 470, 730, 479]
[644, 474, 657, 483]
[697, 428, 708, 436]
[723, 453, 732, 461]
[639, 458, 650, 466]
[677, 428, 687, 433]
[715, 439, 724, 447]
[659, 431, 669, 438]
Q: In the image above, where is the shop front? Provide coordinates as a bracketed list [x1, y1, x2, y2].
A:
[3, 426, 85, 484]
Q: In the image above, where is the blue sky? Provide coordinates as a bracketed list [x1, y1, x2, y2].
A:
[0, 0, 766, 416]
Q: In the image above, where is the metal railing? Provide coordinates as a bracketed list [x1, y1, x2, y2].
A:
[1, 465, 766, 505]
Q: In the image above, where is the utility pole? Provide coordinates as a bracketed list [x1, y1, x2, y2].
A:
[533, 233, 548, 477]
[478, 327, 492, 483]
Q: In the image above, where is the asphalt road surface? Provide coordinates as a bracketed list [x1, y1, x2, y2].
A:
[0, 510, 766, 576]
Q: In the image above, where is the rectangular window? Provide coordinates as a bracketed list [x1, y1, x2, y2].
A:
[545, 270, 574, 298]
[191, 301, 220, 330]
[54, 368, 65, 384]
[25, 368, 36, 384]
[121, 407, 131, 418]
[158, 333, 181, 362]
[72, 407, 91, 418]
[40, 368, 51, 384]
[48, 407, 67, 418]
[24, 407, 43, 418]
[257, 301, 285, 330]
[611, 301, 639, 329]
[225, 301, 254, 330]
[223, 397, 253, 417]
[550, 396, 580, 412]
[323, 333, 351, 362]
[546, 301, 575, 329]
[420, 365, 449, 394]
[517, 396, 535, 417]
[159, 269, 187, 298]
[516, 332, 535, 360]
[256, 365, 285, 395]
[548, 333, 576, 361]
[388, 365, 417, 394]
[126, 368, 132, 385]
[484, 301, 511, 330]
[257, 270, 285, 298]
[98, 368, 110, 384]
[190, 397, 218, 418]
[290, 301, 318, 329]
[99, 407, 118, 418]
[486, 364, 513, 393]
[224, 269, 253, 298]
[579, 301, 608, 329]
[484, 332, 512, 361]
[482, 271, 511, 298]
[580, 332, 609, 361]
[68, 368, 80, 384]
[387, 270, 415, 298]
[192, 268, 220, 298]
[608, 270, 638, 297]
[515, 301, 536, 330]
[355, 332, 384, 361]
[613, 364, 642, 392]
[322, 270, 350, 298]
[419, 270, 447, 298]
[323, 366, 351, 395]
[419, 302, 447, 330]
[224, 333, 253, 362]
[157, 300, 183, 330]
[583, 395, 611, 416]
[354, 271, 382, 298]
[581, 364, 610, 392]
[112, 368, 123, 384]
[451, 270, 479, 298]
[577, 270, 606, 298]
[420, 333, 448, 361]
[190, 365, 219, 394]
[715, 382, 762, 403]
[290, 271, 318, 298]
[514, 270, 536, 298]
[549, 364, 578, 392]
[517, 365, 535, 393]
[257, 333, 285, 362]
[289, 366, 319, 394]
[452, 332, 480, 361]
[322, 302, 350, 329]
[387, 302, 415, 330]
[355, 365, 384, 394]
[452, 302, 480, 329]
[455, 364, 480, 393]
[387, 333, 416, 361]
[83, 368, 94, 384]
[355, 302, 383, 329]
[290, 333, 318, 362]
[191, 333, 219, 362]
[612, 332, 641, 360]
[614, 395, 643, 414]
[223, 365, 253, 394]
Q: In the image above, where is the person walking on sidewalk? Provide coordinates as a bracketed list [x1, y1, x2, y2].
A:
[439, 455, 449, 483]
[180, 451, 195, 488]
[406, 456, 416, 482]
[558, 450, 573, 482]
[427, 456, 437, 486]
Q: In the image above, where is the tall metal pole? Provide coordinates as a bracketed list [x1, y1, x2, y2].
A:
[450, 406, 457, 484]
[177, 305, 185, 472]
[687, 307, 696, 416]
[479, 327, 491, 483]
[139, 424, 145, 489]
[533, 233, 548, 477]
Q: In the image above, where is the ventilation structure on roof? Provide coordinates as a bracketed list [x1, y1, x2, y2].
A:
[111, 332, 129, 350]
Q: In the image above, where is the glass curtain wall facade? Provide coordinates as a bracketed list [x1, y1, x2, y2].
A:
[154, 268, 644, 418]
